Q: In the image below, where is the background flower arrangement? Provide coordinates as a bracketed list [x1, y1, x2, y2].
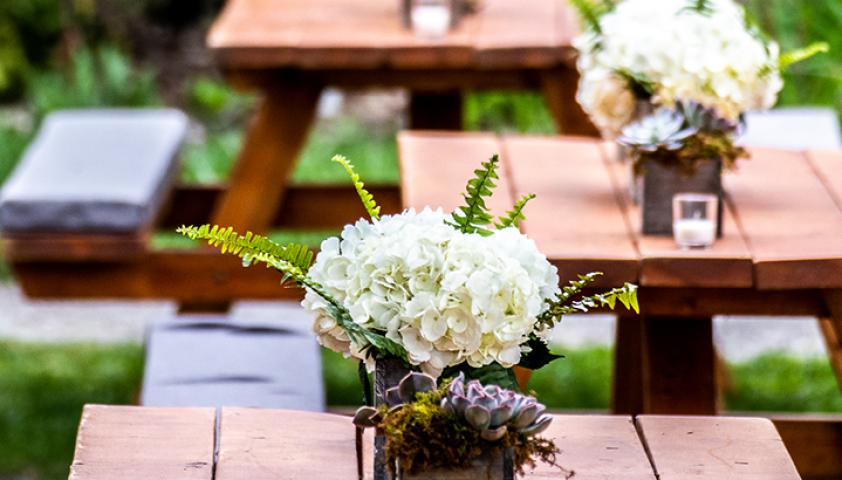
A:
[571, 0, 826, 139]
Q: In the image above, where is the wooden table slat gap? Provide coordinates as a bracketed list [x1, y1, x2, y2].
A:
[805, 149, 842, 218]
[631, 415, 661, 479]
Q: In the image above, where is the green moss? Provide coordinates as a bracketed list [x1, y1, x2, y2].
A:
[378, 387, 560, 476]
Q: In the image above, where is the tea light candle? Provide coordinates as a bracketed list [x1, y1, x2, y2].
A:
[673, 218, 716, 248]
[411, 4, 451, 39]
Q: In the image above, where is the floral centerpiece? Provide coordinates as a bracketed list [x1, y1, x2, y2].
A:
[570, 0, 826, 234]
[178, 155, 638, 478]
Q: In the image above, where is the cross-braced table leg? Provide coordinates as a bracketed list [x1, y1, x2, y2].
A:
[212, 81, 323, 234]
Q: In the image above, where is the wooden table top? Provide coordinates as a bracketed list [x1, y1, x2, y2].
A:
[398, 132, 842, 290]
[68, 405, 800, 479]
[207, 0, 579, 69]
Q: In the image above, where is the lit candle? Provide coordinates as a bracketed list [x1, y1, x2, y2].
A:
[673, 218, 716, 248]
[411, 4, 451, 39]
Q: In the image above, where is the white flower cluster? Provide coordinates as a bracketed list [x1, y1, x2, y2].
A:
[575, 0, 783, 137]
[302, 208, 560, 377]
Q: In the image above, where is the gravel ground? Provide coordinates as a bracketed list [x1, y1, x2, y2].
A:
[0, 283, 828, 361]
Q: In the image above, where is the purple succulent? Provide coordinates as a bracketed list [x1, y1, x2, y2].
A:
[442, 373, 552, 441]
[353, 372, 437, 428]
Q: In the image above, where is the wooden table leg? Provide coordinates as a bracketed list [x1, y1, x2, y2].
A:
[820, 290, 842, 390]
[539, 67, 600, 137]
[641, 316, 718, 415]
[409, 91, 463, 130]
[613, 315, 645, 414]
[211, 81, 322, 233]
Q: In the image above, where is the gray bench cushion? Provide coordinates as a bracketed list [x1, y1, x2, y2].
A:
[141, 312, 325, 411]
[0, 109, 188, 233]
[742, 107, 842, 150]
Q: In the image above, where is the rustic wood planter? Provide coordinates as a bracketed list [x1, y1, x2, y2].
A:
[366, 358, 516, 480]
[400, 450, 515, 480]
[640, 158, 723, 236]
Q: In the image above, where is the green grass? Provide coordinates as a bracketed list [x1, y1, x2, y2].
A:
[0, 340, 144, 480]
[321, 345, 842, 412]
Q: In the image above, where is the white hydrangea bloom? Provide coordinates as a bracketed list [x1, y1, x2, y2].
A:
[575, 0, 782, 137]
[302, 208, 560, 377]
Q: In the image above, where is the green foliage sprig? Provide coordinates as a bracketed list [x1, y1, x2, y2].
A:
[569, 0, 616, 34]
[177, 224, 406, 361]
[631, 131, 748, 177]
[496, 193, 536, 229]
[447, 154, 500, 236]
[779, 42, 830, 71]
[538, 273, 639, 326]
[332, 154, 380, 220]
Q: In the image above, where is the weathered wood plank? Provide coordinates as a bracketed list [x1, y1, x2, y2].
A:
[68, 405, 215, 480]
[398, 131, 514, 215]
[528, 415, 655, 479]
[726, 148, 842, 289]
[504, 136, 639, 286]
[216, 408, 359, 479]
[208, 0, 572, 69]
[637, 416, 800, 479]
[601, 143, 753, 288]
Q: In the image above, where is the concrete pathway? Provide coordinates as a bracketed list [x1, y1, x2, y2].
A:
[0, 283, 829, 362]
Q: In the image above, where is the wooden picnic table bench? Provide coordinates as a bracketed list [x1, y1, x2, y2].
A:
[68, 404, 802, 480]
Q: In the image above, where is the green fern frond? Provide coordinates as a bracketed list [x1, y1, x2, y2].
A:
[177, 224, 314, 275]
[569, 0, 605, 33]
[446, 154, 500, 236]
[538, 273, 638, 325]
[332, 155, 380, 220]
[779, 42, 829, 71]
[496, 193, 536, 229]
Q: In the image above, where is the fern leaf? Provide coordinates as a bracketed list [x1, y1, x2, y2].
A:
[496, 193, 536, 229]
[177, 224, 314, 275]
[538, 274, 638, 326]
[569, 0, 604, 33]
[779, 42, 829, 71]
[446, 154, 499, 236]
[332, 155, 381, 220]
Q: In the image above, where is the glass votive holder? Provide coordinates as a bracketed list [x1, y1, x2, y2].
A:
[411, 0, 451, 39]
[672, 193, 718, 249]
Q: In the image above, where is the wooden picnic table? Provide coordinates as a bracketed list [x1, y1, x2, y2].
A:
[397, 131, 842, 474]
[5, 0, 593, 311]
[68, 404, 802, 479]
[206, 0, 594, 235]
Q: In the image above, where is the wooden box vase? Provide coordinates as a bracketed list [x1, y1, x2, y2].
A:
[640, 158, 723, 237]
[366, 357, 515, 480]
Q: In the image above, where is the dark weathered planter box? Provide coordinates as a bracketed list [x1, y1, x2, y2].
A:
[366, 358, 515, 480]
[400, 450, 514, 480]
[641, 158, 723, 236]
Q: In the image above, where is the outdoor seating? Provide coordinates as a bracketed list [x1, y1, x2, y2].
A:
[1, 0, 840, 478]
[141, 312, 324, 411]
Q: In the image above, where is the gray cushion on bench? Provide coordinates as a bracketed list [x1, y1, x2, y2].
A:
[141, 311, 325, 411]
[0, 109, 188, 233]
[742, 107, 842, 150]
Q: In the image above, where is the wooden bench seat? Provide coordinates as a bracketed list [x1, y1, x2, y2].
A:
[0, 109, 187, 234]
[141, 308, 325, 411]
